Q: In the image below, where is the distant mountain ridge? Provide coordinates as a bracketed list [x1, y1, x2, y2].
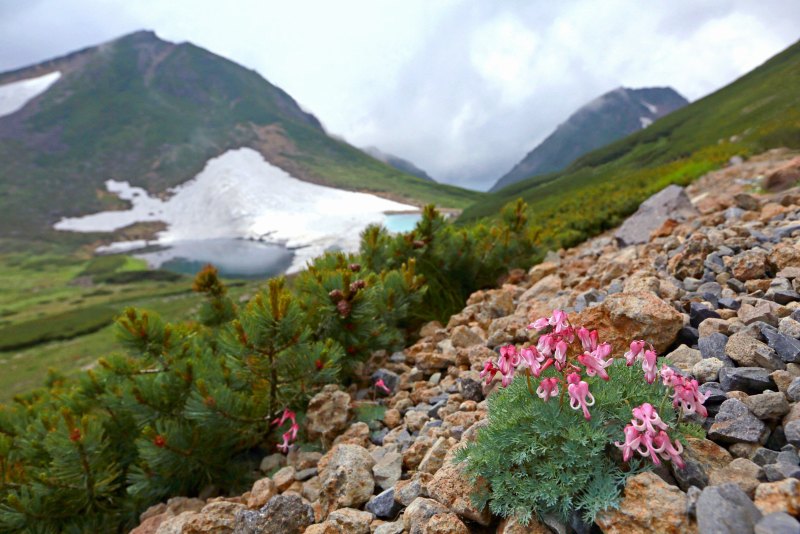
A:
[491, 87, 688, 192]
[0, 31, 480, 238]
[362, 146, 435, 182]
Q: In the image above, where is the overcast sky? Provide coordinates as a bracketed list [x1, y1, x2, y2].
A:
[1, 1, 798, 190]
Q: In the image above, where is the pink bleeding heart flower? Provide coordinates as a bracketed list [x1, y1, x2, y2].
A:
[554, 340, 569, 368]
[375, 378, 391, 394]
[577, 328, 599, 352]
[615, 423, 642, 462]
[480, 360, 499, 385]
[520, 346, 545, 376]
[631, 403, 668, 434]
[566, 373, 595, 420]
[668, 373, 710, 418]
[536, 377, 560, 402]
[641, 349, 658, 384]
[272, 408, 296, 427]
[529, 317, 550, 330]
[577, 348, 613, 381]
[652, 431, 685, 469]
[537, 334, 555, 357]
[624, 340, 646, 366]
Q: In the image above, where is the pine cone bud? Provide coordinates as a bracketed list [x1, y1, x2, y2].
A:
[153, 435, 166, 448]
[337, 300, 351, 317]
[349, 280, 366, 293]
[69, 428, 81, 443]
[412, 240, 425, 249]
[328, 289, 344, 302]
[349, 263, 362, 272]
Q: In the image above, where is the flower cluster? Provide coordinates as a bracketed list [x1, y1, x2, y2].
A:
[479, 309, 706, 470]
[615, 403, 685, 468]
[272, 408, 299, 453]
[661, 365, 710, 418]
[480, 310, 612, 421]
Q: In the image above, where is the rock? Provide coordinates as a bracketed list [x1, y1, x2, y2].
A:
[595, 472, 695, 534]
[233, 494, 314, 534]
[752, 447, 780, 466]
[366, 488, 403, 519]
[769, 242, 800, 270]
[259, 453, 285, 474]
[739, 301, 779, 327]
[403, 497, 451, 534]
[318, 444, 375, 513]
[696, 483, 762, 534]
[458, 378, 483, 402]
[691, 303, 721, 328]
[708, 399, 769, 444]
[247, 477, 277, 509]
[521, 274, 562, 301]
[272, 465, 295, 491]
[669, 235, 716, 280]
[693, 358, 725, 383]
[725, 333, 785, 371]
[699, 334, 734, 364]
[755, 512, 800, 534]
[303, 522, 343, 534]
[155, 512, 197, 534]
[373, 451, 402, 490]
[763, 462, 800, 482]
[496, 516, 551, 533]
[788, 377, 800, 401]
[728, 249, 769, 281]
[327, 508, 373, 534]
[707, 457, 763, 497]
[754, 478, 800, 516]
[667, 345, 703, 374]
[779, 317, 800, 338]
[742, 390, 790, 421]
[719, 367, 775, 394]
[763, 157, 800, 192]
[762, 327, 800, 363]
[178, 501, 244, 534]
[306, 385, 352, 441]
[451, 325, 485, 349]
[425, 512, 470, 534]
[427, 450, 491, 525]
[674, 438, 733, 490]
[394, 472, 432, 506]
[785, 420, 800, 447]
[374, 521, 405, 534]
[372, 369, 400, 394]
[418, 436, 451, 474]
[574, 292, 684, 354]
[734, 193, 760, 211]
[615, 185, 698, 246]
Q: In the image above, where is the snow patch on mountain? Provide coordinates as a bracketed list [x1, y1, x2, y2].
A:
[0, 71, 61, 118]
[55, 148, 418, 273]
[640, 117, 653, 128]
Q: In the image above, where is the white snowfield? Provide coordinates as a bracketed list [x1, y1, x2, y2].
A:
[55, 148, 419, 273]
[639, 116, 653, 128]
[0, 71, 61, 118]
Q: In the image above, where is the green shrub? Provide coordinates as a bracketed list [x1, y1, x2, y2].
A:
[0, 305, 116, 351]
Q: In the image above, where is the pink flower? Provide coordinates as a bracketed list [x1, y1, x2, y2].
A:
[497, 345, 521, 387]
[631, 403, 668, 434]
[577, 327, 599, 352]
[577, 348, 613, 381]
[529, 317, 550, 330]
[536, 377, 559, 401]
[272, 408, 299, 453]
[537, 334, 555, 357]
[615, 424, 642, 462]
[550, 310, 569, 333]
[641, 349, 658, 384]
[375, 378, 391, 394]
[566, 373, 595, 420]
[671, 375, 710, 418]
[480, 360, 498, 384]
[554, 340, 569, 368]
[624, 340, 646, 366]
[520, 346, 545, 376]
[653, 431, 685, 469]
[660, 364, 678, 387]
[272, 408, 296, 427]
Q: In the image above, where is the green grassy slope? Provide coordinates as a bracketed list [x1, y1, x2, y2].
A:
[461, 39, 800, 247]
[0, 32, 481, 239]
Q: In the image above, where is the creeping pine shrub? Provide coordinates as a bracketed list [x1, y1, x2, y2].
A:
[455, 310, 708, 525]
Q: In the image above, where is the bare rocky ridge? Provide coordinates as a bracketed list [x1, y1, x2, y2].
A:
[132, 149, 800, 533]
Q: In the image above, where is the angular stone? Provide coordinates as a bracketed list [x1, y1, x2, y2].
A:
[755, 512, 800, 534]
[708, 457, 764, 497]
[450, 325, 485, 349]
[696, 484, 762, 534]
[762, 327, 800, 363]
[691, 303, 721, 328]
[728, 249, 769, 281]
[394, 472, 431, 506]
[247, 477, 277, 509]
[574, 292, 684, 354]
[725, 333, 785, 371]
[366, 488, 403, 520]
[674, 438, 733, 491]
[327, 508, 373, 534]
[754, 478, 800, 516]
[372, 451, 402, 491]
[596, 472, 696, 534]
[785, 420, 800, 447]
[742, 390, 790, 421]
[719, 367, 776, 394]
[374, 521, 405, 534]
[318, 444, 375, 513]
[615, 185, 698, 246]
[699, 333, 735, 366]
[402, 497, 450, 534]
[666, 344, 702, 374]
[306, 385, 352, 441]
[788, 377, 800, 401]
[372, 369, 400, 394]
[234, 494, 314, 534]
[693, 358, 725, 383]
[708, 399, 769, 444]
[427, 450, 491, 525]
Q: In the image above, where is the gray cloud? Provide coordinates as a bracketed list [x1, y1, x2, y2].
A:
[0, 0, 798, 190]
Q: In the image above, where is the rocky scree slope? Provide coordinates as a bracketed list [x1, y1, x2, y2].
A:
[133, 151, 800, 533]
[491, 87, 688, 192]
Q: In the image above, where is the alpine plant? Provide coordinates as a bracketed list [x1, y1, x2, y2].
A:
[480, 310, 708, 470]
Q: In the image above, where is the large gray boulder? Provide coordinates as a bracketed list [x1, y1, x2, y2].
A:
[615, 185, 698, 246]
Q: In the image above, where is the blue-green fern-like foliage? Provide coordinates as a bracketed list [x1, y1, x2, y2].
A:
[455, 360, 691, 525]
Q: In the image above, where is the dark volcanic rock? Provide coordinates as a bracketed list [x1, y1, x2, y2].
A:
[696, 484, 762, 534]
[708, 399, 769, 444]
[615, 185, 698, 246]
[719, 367, 775, 394]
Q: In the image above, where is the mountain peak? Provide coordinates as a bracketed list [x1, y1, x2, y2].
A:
[490, 86, 688, 192]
